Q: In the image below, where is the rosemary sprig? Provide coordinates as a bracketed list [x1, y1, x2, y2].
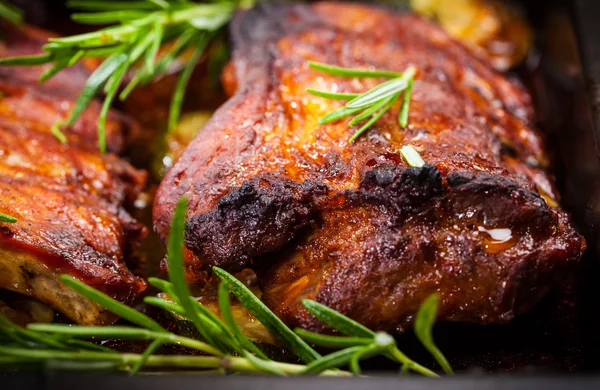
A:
[0, 196, 450, 376]
[0, 0, 243, 153]
[0, 212, 17, 223]
[307, 61, 416, 142]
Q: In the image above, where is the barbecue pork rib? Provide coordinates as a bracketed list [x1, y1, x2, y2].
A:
[0, 24, 147, 325]
[154, 2, 586, 332]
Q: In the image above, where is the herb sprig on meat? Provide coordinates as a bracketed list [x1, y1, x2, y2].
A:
[306, 61, 416, 142]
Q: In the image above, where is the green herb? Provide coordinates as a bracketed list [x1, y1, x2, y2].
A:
[300, 299, 439, 377]
[308, 62, 403, 79]
[0, 197, 450, 376]
[218, 281, 269, 359]
[0, 213, 17, 223]
[414, 294, 453, 374]
[0, 1, 23, 24]
[0, 1, 243, 152]
[213, 266, 321, 363]
[307, 61, 416, 142]
[399, 78, 414, 128]
[400, 144, 426, 168]
[51, 121, 68, 144]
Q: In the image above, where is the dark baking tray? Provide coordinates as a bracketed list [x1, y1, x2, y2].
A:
[3, 0, 600, 387]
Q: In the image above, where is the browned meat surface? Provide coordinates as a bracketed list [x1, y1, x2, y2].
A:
[0, 24, 147, 325]
[154, 2, 585, 332]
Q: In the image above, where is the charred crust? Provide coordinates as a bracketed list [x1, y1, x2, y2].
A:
[447, 171, 556, 234]
[353, 164, 444, 217]
[185, 176, 327, 270]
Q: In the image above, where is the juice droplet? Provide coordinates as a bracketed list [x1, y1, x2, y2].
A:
[477, 226, 517, 253]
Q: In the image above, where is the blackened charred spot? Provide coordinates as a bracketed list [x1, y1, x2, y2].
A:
[500, 141, 518, 158]
[353, 164, 444, 217]
[0, 226, 13, 238]
[185, 176, 327, 270]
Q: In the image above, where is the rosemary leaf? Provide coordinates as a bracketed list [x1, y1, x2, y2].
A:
[0, 53, 52, 66]
[301, 300, 374, 338]
[0, 213, 17, 223]
[119, 71, 144, 101]
[66, 52, 128, 128]
[400, 144, 425, 168]
[144, 17, 164, 75]
[39, 59, 70, 83]
[168, 36, 208, 132]
[349, 99, 394, 142]
[414, 294, 453, 374]
[348, 93, 397, 126]
[66, 1, 161, 11]
[300, 345, 365, 375]
[309, 61, 402, 78]
[295, 329, 373, 349]
[98, 58, 129, 153]
[143, 296, 185, 315]
[28, 325, 161, 340]
[189, 11, 232, 31]
[213, 267, 321, 363]
[147, 277, 177, 300]
[67, 50, 86, 67]
[399, 78, 414, 128]
[71, 10, 148, 25]
[152, 28, 198, 76]
[346, 66, 415, 109]
[318, 105, 363, 125]
[306, 89, 360, 101]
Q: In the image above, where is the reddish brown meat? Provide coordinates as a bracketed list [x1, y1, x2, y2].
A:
[154, 2, 585, 332]
[0, 23, 147, 325]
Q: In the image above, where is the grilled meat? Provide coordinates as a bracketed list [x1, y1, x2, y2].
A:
[0, 24, 147, 325]
[154, 2, 585, 332]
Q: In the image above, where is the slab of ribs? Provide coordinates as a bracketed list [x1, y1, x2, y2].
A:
[0, 23, 147, 325]
[0, 2, 586, 333]
[154, 2, 585, 333]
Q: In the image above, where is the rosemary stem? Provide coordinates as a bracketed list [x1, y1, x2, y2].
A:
[163, 334, 223, 357]
[0, 347, 349, 376]
[141, 355, 348, 376]
[390, 347, 438, 377]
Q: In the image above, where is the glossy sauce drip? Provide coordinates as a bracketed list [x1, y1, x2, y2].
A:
[477, 226, 518, 254]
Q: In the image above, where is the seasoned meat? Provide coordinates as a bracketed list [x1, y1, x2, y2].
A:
[0, 24, 147, 325]
[154, 2, 585, 332]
